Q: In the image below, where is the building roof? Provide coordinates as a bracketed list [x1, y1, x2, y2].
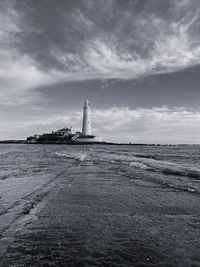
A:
[56, 127, 71, 132]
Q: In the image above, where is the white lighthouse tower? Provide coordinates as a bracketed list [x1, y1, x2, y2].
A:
[74, 100, 97, 142]
[82, 99, 92, 136]
[73, 100, 104, 142]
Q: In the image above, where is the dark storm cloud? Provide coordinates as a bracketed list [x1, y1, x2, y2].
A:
[37, 65, 200, 110]
[2, 0, 200, 77]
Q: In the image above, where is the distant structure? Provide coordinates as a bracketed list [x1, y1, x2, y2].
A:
[27, 100, 98, 143]
[82, 100, 91, 136]
[27, 127, 75, 143]
[75, 100, 95, 142]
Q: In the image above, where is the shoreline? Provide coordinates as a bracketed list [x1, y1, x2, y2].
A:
[0, 140, 176, 146]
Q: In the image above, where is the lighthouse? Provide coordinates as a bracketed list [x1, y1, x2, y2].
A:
[74, 100, 96, 142]
[82, 99, 92, 136]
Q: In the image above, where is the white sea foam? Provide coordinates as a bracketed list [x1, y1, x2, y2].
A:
[74, 153, 87, 162]
[54, 151, 67, 157]
[129, 162, 150, 170]
[54, 151, 88, 162]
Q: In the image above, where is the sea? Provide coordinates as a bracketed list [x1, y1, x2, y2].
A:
[1, 144, 200, 218]
[0, 143, 200, 265]
[0, 144, 199, 214]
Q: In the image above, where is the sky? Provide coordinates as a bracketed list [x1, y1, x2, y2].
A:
[0, 0, 200, 144]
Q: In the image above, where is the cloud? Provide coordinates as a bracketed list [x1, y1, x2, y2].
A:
[1, 106, 200, 144]
[1, 0, 200, 106]
[90, 106, 200, 143]
[0, 48, 55, 105]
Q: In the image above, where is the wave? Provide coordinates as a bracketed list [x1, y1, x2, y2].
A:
[131, 159, 200, 180]
[132, 152, 200, 161]
[129, 162, 150, 170]
[54, 151, 88, 162]
[133, 154, 161, 160]
[54, 149, 200, 181]
[150, 179, 200, 194]
[96, 151, 200, 180]
[162, 168, 200, 179]
[74, 153, 87, 162]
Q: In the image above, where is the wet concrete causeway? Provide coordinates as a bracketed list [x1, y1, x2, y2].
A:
[1, 161, 200, 266]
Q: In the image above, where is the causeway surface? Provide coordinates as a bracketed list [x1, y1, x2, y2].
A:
[0, 144, 200, 266]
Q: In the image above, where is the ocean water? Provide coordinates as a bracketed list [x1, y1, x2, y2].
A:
[0, 144, 200, 265]
[0, 144, 200, 219]
[55, 144, 200, 193]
